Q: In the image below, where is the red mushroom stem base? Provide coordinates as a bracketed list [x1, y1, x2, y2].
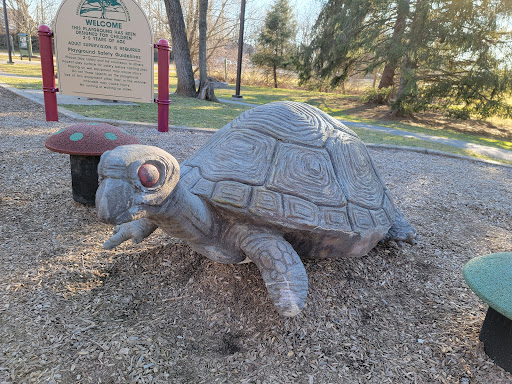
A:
[70, 155, 101, 205]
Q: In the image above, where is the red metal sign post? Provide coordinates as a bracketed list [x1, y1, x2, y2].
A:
[38, 25, 59, 122]
[154, 39, 171, 133]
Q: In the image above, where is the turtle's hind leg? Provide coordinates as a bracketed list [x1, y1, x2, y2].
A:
[240, 231, 308, 317]
[385, 209, 417, 245]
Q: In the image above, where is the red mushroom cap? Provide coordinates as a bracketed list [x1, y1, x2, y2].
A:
[45, 123, 140, 156]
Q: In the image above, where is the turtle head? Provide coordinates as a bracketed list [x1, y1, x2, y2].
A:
[96, 144, 180, 225]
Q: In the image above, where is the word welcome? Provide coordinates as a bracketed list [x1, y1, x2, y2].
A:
[85, 19, 122, 29]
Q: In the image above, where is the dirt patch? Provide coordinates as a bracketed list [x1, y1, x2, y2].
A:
[1, 86, 512, 383]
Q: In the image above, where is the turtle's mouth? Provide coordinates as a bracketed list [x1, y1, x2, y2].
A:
[96, 178, 137, 224]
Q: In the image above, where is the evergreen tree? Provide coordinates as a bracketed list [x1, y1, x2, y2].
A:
[299, 0, 512, 118]
[251, 0, 297, 88]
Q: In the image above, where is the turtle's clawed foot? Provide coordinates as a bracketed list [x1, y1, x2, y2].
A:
[240, 232, 308, 317]
[384, 209, 417, 245]
[103, 218, 157, 250]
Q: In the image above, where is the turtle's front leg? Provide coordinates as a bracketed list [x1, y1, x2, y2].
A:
[103, 218, 158, 250]
[240, 231, 308, 317]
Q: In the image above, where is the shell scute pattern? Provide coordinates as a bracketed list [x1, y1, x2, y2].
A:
[348, 204, 374, 231]
[314, 107, 359, 138]
[178, 166, 200, 190]
[231, 102, 336, 148]
[191, 177, 215, 199]
[212, 181, 252, 208]
[320, 207, 352, 231]
[327, 133, 385, 210]
[283, 195, 320, 228]
[249, 188, 283, 218]
[184, 101, 393, 235]
[186, 128, 276, 185]
[266, 143, 346, 207]
[372, 208, 392, 227]
[382, 191, 397, 224]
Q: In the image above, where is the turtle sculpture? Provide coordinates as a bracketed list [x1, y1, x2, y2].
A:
[96, 101, 416, 316]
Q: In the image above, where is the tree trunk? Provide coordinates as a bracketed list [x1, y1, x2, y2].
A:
[273, 63, 278, 88]
[163, 0, 197, 97]
[390, 55, 409, 117]
[391, 0, 429, 116]
[197, 0, 218, 101]
[375, 0, 410, 104]
[378, 63, 396, 90]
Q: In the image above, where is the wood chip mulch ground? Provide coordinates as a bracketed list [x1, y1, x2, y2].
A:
[1, 86, 512, 383]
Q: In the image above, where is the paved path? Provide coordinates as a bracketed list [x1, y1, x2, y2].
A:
[338, 121, 512, 162]
[1, 79, 511, 162]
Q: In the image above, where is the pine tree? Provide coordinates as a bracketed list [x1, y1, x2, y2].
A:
[251, 0, 297, 88]
[299, 0, 512, 118]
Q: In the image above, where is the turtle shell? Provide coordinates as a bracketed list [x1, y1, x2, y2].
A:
[180, 101, 396, 235]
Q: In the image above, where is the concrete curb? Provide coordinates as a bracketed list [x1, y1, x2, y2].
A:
[1, 82, 510, 169]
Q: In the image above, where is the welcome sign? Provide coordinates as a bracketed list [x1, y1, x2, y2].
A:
[54, 0, 154, 103]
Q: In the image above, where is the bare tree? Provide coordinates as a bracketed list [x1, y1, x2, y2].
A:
[197, 0, 218, 100]
[182, 0, 238, 72]
[163, 0, 197, 97]
[7, 0, 36, 34]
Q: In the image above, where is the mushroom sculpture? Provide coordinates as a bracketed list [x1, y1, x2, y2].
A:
[45, 123, 140, 205]
[463, 252, 512, 373]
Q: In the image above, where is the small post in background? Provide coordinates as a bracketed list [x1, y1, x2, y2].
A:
[154, 39, 171, 133]
[224, 58, 227, 83]
[2, 0, 14, 64]
[38, 25, 59, 122]
[233, 0, 246, 99]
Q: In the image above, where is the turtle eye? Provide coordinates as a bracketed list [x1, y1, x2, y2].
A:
[138, 163, 160, 188]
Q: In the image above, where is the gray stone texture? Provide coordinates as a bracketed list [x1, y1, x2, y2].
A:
[96, 101, 417, 316]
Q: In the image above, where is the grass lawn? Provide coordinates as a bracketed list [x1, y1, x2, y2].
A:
[215, 85, 512, 152]
[0, 63, 43, 77]
[0, 52, 40, 62]
[332, 112, 512, 151]
[64, 94, 251, 130]
[214, 86, 358, 107]
[0, 76, 44, 88]
[352, 127, 511, 164]
[1, 69, 511, 164]
[65, 99, 507, 162]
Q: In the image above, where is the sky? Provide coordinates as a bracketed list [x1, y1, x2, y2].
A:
[244, 0, 324, 43]
[21, 0, 325, 45]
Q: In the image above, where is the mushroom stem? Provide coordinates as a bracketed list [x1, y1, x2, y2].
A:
[70, 155, 101, 205]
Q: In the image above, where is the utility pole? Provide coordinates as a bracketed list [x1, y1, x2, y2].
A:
[232, 0, 245, 99]
[2, 0, 14, 64]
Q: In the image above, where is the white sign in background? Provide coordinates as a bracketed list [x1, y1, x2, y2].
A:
[54, 0, 154, 103]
